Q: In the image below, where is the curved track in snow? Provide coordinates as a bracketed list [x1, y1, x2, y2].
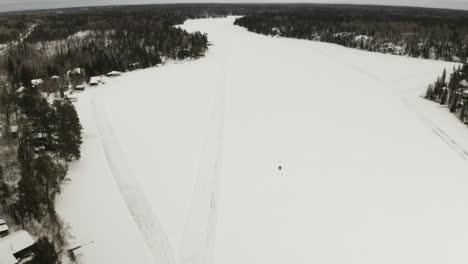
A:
[91, 95, 176, 264]
[317, 45, 468, 160]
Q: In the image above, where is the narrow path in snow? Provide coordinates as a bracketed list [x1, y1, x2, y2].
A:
[91, 94, 176, 264]
[179, 35, 232, 264]
[315, 44, 468, 160]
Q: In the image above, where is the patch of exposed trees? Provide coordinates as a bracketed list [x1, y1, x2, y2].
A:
[425, 64, 468, 124]
[235, 7, 468, 63]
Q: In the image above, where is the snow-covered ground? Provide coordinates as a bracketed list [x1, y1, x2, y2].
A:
[56, 17, 468, 264]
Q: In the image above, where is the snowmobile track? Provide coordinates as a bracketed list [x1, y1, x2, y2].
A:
[92, 95, 177, 264]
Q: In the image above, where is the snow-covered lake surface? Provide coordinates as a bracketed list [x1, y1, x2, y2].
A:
[56, 17, 468, 264]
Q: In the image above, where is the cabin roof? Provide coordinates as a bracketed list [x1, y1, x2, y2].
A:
[460, 80, 468, 87]
[0, 224, 8, 233]
[0, 231, 35, 254]
[16, 87, 25, 93]
[90, 76, 101, 84]
[31, 79, 43, 85]
[107, 71, 122, 76]
[0, 246, 17, 264]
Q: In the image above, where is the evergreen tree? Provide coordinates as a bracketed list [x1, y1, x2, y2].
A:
[32, 237, 59, 264]
[53, 100, 83, 164]
[17, 160, 43, 220]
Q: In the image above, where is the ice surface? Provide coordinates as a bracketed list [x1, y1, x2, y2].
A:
[56, 17, 468, 264]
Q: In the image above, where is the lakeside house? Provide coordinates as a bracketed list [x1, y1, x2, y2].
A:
[31, 79, 43, 86]
[0, 219, 9, 238]
[75, 85, 85, 91]
[89, 76, 101, 86]
[107, 71, 122, 77]
[9, 126, 18, 139]
[460, 79, 468, 88]
[0, 230, 36, 264]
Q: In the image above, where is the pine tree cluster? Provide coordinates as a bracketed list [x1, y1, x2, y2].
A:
[425, 64, 468, 124]
[3, 83, 83, 222]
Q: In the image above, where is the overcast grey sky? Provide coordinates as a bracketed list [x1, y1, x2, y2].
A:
[1, 0, 467, 12]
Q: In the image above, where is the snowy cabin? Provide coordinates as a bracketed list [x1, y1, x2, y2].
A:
[462, 89, 468, 98]
[107, 71, 122, 77]
[75, 85, 85, 91]
[129, 62, 140, 70]
[0, 231, 36, 264]
[89, 76, 100, 86]
[31, 79, 43, 86]
[9, 125, 18, 139]
[460, 79, 468, 88]
[16, 87, 25, 94]
[0, 219, 10, 238]
[0, 219, 9, 238]
[67, 68, 84, 76]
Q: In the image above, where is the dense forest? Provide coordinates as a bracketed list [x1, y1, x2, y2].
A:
[234, 5, 468, 63]
[0, 17, 29, 44]
[0, 81, 82, 263]
[425, 64, 468, 124]
[0, 5, 215, 263]
[2, 8, 210, 86]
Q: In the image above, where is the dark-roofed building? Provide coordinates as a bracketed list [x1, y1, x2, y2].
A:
[0, 230, 36, 264]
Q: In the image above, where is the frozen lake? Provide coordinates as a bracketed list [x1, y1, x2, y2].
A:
[57, 17, 468, 264]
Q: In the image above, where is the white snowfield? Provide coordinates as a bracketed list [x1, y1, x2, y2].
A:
[56, 17, 468, 264]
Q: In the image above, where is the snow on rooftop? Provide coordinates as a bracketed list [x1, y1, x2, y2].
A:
[354, 35, 372, 41]
[0, 224, 8, 233]
[0, 230, 34, 257]
[15, 87, 25, 93]
[107, 71, 122, 76]
[90, 76, 101, 84]
[51, 75, 60, 79]
[0, 219, 5, 225]
[68, 30, 94, 40]
[460, 79, 468, 87]
[31, 79, 43, 85]
[0, 245, 17, 264]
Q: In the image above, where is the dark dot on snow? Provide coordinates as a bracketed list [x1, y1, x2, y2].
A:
[278, 166, 282, 171]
